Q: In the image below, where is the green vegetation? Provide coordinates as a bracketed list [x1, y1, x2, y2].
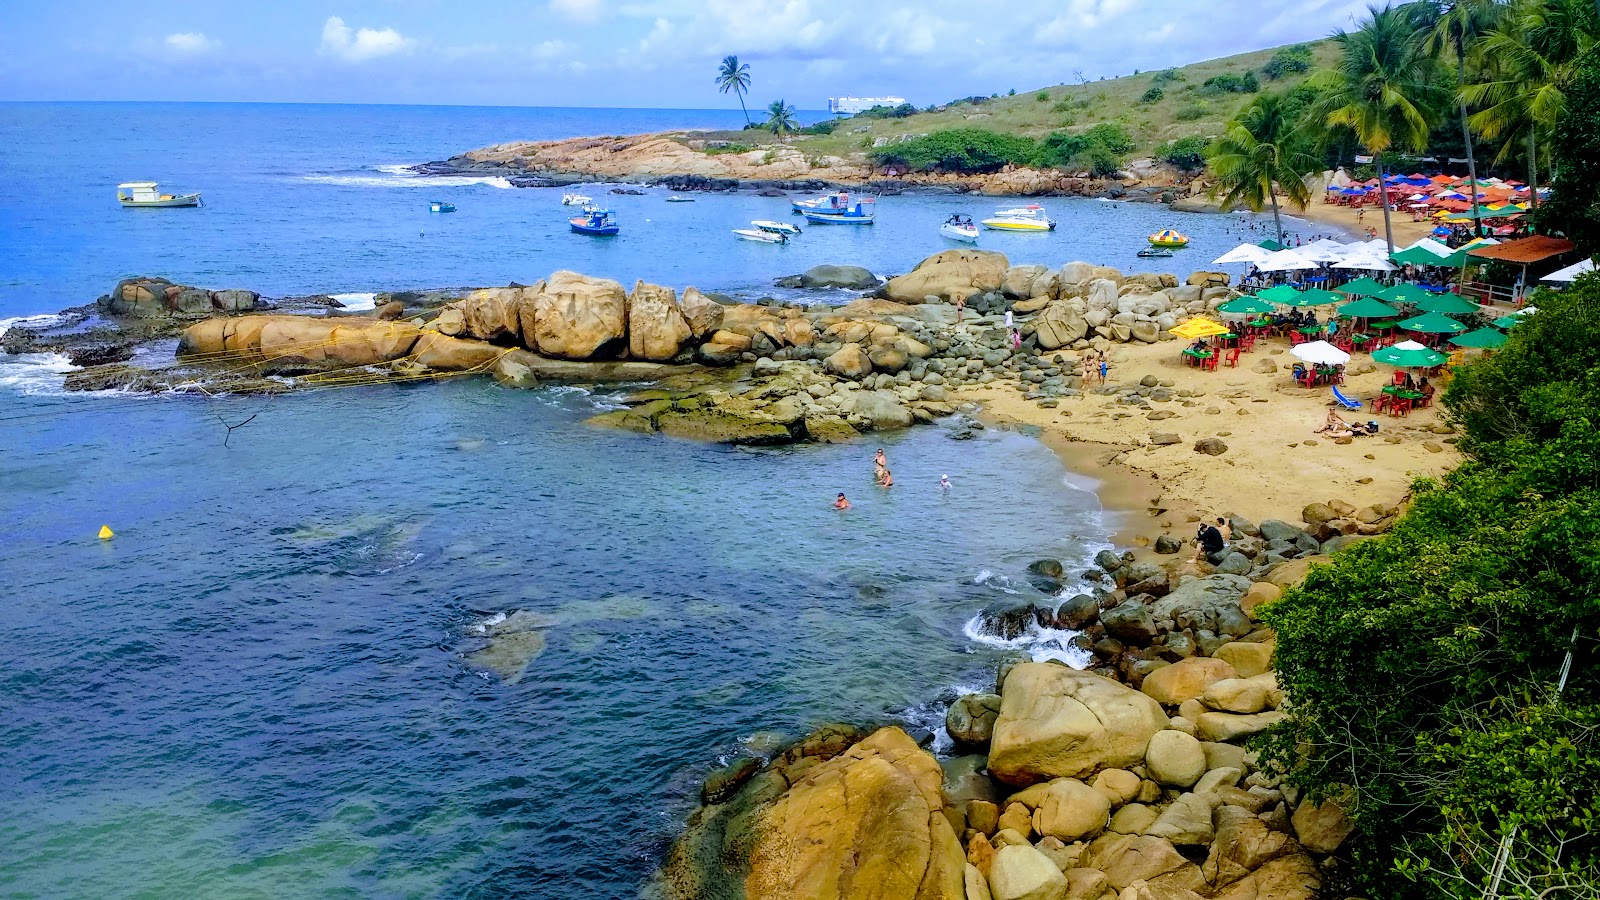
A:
[1538, 52, 1600, 251]
[703, 142, 753, 155]
[763, 100, 798, 138]
[855, 103, 918, 120]
[1263, 276, 1600, 899]
[714, 55, 752, 127]
[1201, 71, 1260, 94]
[868, 122, 1136, 176]
[1261, 43, 1314, 80]
[1208, 92, 1316, 244]
[1157, 135, 1209, 172]
[1140, 86, 1164, 104]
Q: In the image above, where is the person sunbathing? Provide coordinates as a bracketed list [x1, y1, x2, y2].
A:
[1316, 409, 1349, 434]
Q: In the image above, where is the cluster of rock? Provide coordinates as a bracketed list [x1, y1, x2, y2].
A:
[99, 277, 263, 319]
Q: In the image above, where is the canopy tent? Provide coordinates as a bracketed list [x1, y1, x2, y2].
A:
[1304, 238, 1351, 255]
[1169, 318, 1232, 340]
[1256, 248, 1317, 271]
[1542, 258, 1595, 284]
[1449, 327, 1508, 349]
[1289, 340, 1351, 366]
[1372, 340, 1447, 367]
[1467, 235, 1576, 265]
[1255, 284, 1305, 304]
[1336, 276, 1390, 296]
[1212, 243, 1274, 265]
[1378, 283, 1435, 306]
[1399, 311, 1469, 334]
[1415, 293, 1481, 315]
[1337, 297, 1402, 319]
[1216, 296, 1278, 315]
[1444, 205, 1516, 222]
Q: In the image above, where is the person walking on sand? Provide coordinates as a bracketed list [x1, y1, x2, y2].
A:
[1097, 353, 1109, 385]
[834, 492, 851, 510]
[1080, 353, 1095, 389]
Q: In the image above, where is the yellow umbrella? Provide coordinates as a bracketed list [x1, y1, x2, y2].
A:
[1169, 317, 1231, 339]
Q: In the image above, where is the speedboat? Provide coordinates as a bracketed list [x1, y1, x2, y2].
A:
[981, 205, 1054, 231]
[801, 202, 875, 225]
[751, 220, 801, 236]
[429, 200, 456, 213]
[665, 195, 696, 202]
[117, 181, 201, 208]
[1148, 228, 1190, 248]
[1137, 248, 1173, 258]
[561, 192, 593, 206]
[940, 214, 979, 242]
[734, 228, 788, 244]
[570, 208, 619, 236]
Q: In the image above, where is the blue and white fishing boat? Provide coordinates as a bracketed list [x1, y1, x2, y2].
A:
[800, 201, 875, 225]
[791, 191, 872, 214]
[429, 200, 456, 213]
[569, 208, 619, 236]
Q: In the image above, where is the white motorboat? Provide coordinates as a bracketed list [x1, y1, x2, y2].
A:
[734, 228, 788, 244]
[752, 220, 801, 236]
[940, 214, 979, 242]
[561, 192, 593, 206]
[117, 181, 201, 208]
[981, 204, 1055, 232]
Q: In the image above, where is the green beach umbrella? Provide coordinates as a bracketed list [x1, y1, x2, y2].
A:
[1492, 314, 1522, 329]
[1372, 341, 1448, 367]
[1338, 296, 1401, 319]
[1256, 284, 1303, 304]
[1217, 296, 1277, 315]
[1378, 283, 1433, 306]
[1336, 276, 1389, 297]
[1415, 293, 1480, 315]
[1258, 239, 1284, 251]
[1444, 205, 1508, 222]
[1449, 327, 1508, 349]
[1398, 311, 1469, 334]
[1391, 246, 1450, 266]
[1284, 288, 1344, 307]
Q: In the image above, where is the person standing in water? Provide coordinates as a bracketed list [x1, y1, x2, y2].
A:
[940, 474, 951, 491]
[834, 493, 851, 510]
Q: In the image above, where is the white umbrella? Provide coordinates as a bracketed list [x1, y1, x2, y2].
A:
[1290, 340, 1351, 366]
[1391, 339, 1431, 351]
[1401, 237, 1454, 258]
[1305, 237, 1350, 254]
[1212, 243, 1273, 265]
[1333, 254, 1398, 272]
[1256, 248, 1317, 271]
[1299, 244, 1348, 264]
[1542, 258, 1593, 284]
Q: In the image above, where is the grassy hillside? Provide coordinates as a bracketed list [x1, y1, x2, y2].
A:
[690, 40, 1338, 165]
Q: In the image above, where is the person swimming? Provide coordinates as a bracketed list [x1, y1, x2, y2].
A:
[940, 474, 951, 490]
[877, 468, 894, 488]
[834, 493, 851, 510]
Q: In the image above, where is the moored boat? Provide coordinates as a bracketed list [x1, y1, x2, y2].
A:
[1136, 247, 1173, 258]
[791, 191, 872, 213]
[751, 220, 801, 236]
[940, 214, 979, 243]
[980, 205, 1054, 231]
[665, 195, 696, 202]
[570, 208, 619, 236]
[1148, 228, 1190, 248]
[561, 192, 593, 206]
[800, 202, 875, 225]
[734, 228, 788, 244]
[429, 200, 456, 213]
[117, 182, 202, 208]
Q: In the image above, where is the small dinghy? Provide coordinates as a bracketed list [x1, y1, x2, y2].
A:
[1136, 247, 1173, 258]
[751, 220, 801, 236]
[734, 228, 788, 244]
[940, 214, 979, 242]
[665, 195, 696, 202]
[429, 200, 456, 213]
[561, 192, 593, 206]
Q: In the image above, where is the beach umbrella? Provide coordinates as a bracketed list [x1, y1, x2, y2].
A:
[1392, 246, 1448, 266]
[1338, 296, 1402, 319]
[1257, 239, 1285, 251]
[1212, 243, 1272, 265]
[1333, 254, 1398, 272]
[1299, 244, 1348, 263]
[1257, 249, 1316, 271]
[1372, 340, 1448, 367]
[1492, 306, 1537, 329]
[1337, 276, 1389, 296]
[1377, 283, 1433, 306]
[1290, 340, 1351, 366]
[1281, 288, 1343, 307]
[1399, 311, 1469, 334]
[1169, 317, 1232, 339]
[1217, 296, 1277, 315]
[1255, 284, 1304, 304]
[1449, 327, 1508, 349]
[1415, 293, 1480, 315]
[1542, 258, 1595, 284]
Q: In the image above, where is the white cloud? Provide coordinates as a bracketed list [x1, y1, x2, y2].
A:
[531, 39, 571, 61]
[164, 32, 219, 55]
[550, 0, 606, 24]
[319, 16, 416, 62]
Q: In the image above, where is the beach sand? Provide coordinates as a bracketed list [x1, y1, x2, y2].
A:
[1291, 198, 1436, 247]
[959, 337, 1460, 554]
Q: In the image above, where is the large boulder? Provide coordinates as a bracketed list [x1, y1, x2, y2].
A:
[527, 270, 627, 359]
[178, 316, 421, 372]
[412, 332, 504, 371]
[947, 693, 1003, 747]
[1034, 305, 1089, 351]
[1031, 778, 1111, 842]
[824, 343, 873, 379]
[453, 286, 532, 344]
[801, 264, 880, 290]
[658, 726, 966, 900]
[1211, 853, 1320, 900]
[1140, 657, 1239, 706]
[884, 249, 1010, 303]
[1002, 265, 1049, 299]
[1291, 795, 1355, 854]
[211, 289, 260, 312]
[1145, 730, 1207, 788]
[988, 664, 1169, 786]
[678, 287, 725, 339]
[1204, 806, 1296, 890]
[849, 390, 915, 430]
[627, 281, 693, 361]
[988, 844, 1068, 900]
[1082, 834, 1196, 892]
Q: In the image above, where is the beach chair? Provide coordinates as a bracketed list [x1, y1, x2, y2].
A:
[1225, 347, 1241, 368]
[1332, 386, 1362, 410]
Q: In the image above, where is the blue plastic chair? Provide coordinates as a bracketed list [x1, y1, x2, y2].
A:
[1332, 385, 1363, 410]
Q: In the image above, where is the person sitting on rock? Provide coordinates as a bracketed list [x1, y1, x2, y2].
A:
[1194, 520, 1226, 563]
[834, 493, 851, 510]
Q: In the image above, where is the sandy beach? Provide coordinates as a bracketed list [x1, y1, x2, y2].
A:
[959, 335, 1460, 554]
[1292, 196, 1436, 247]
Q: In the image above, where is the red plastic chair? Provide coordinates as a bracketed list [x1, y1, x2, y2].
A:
[1372, 395, 1390, 415]
[1290, 331, 1307, 345]
[1225, 347, 1241, 368]
[1391, 397, 1411, 417]
[1391, 372, 1406, 386]
[1202, 353, 1220, 372]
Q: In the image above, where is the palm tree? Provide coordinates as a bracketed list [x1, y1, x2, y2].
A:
[1314, 4, 1447, 255]
[1208, 93, 1319, 247]
[1413, 0, 1507, 235]
[1461, 0, 1599, 214]
[764, 100, 798, 139]
[715, 55, 752, 127]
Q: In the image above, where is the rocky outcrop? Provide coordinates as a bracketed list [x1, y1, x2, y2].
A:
[530, 270, 627, 359]
[658, 725, 965, 900]
[99, 277, 262, 319]
[884, 250, 1009, 304]
[627, 281, 693, 361]
[178, 316, 422, 372]
[988, 664, 1168, 785]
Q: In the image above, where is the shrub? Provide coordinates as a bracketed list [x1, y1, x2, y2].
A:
[1037, 91, 1050, 102]
[1173, 102, 1209, 121]
[704, 142, 753, 155]
[1082, 122, 1134, 155]
[1158, 136, 1209, 172]
[1262, 43, 1314, 80]
[1152, 68, 1184, 85]
[854, 102, 917, 120]
[800, 119, 839, 135]
[1034, 123, 1134, 174]
[1201, 71, 1259, 95]
[869, 128, 1037, 173]
[1141, 86, 1165, 104]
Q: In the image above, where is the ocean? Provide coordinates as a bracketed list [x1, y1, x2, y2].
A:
[0, 102, 1282, 898]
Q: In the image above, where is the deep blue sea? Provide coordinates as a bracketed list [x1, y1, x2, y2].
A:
[0, 102, 1298, 899]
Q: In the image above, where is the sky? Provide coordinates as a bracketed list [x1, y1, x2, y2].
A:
[0, 0, 1379, 108]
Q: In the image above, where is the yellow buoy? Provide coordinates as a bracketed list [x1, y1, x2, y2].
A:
[98, 525, 115, 540]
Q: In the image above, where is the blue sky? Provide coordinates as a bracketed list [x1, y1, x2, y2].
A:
[0, 0, 1376, 108]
